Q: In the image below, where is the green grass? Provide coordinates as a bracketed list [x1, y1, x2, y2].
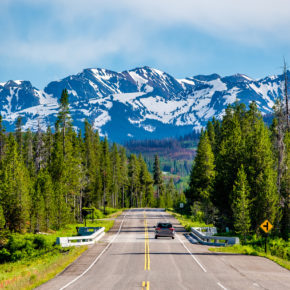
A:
[166, 209, 212, 231]
[0, 208, 124, 289]
[0, 246, 87, 290]
[209, 244, 290, 270]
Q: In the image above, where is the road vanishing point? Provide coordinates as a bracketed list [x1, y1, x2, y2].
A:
[38, 209, 290, 290]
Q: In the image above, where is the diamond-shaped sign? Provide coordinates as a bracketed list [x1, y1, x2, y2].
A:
[260, 219, 273, 233]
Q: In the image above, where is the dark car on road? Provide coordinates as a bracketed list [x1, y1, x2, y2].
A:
[154, 222, 175, 239]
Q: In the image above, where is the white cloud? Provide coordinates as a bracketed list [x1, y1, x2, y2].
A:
[1, 0, 290, 84]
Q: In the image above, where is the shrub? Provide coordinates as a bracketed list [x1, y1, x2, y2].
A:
[0, 248, 11, 263]
[0, 233, 56, 263]
[33, 235, 49, 250]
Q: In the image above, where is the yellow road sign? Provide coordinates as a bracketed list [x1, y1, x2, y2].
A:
[260, 220, 273, 233]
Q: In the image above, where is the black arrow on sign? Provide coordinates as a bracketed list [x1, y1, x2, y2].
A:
[263, 222, 269, 231]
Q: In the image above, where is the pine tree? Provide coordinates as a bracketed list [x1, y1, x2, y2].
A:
[187, 131, 215, 204]
[244, 102, 279, 230]
[111, 143, 121, 208]
[0, 115, 6, 161]
[128, 154, 140, 207]
[56, 89, 71, 157]
[15, 116, 23, 156]
[165, 178, 176, 208]
[100, 137, 112, 212]
[0, 204, 5, 229]
[35, 169, 54, 231]
[153, 154, 163, 201]
[139, 155, 154, 207]
[232, 165, 251, 241]
[49, 127, 70, 229]
[281, 131, 290, 238]
[214, 104, 246, 223]
[23, 129, 34, 175]
[34, 121, 45, 173]
[0, 134, 30, 232]
[119, 147, 128, 208]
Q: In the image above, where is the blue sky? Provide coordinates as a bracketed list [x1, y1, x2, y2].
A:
[1, 0, 290, 89]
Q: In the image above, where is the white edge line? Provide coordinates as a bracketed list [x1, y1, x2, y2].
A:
[176, 234, 207, 273]
[162, 211, 207, 273]
[59, 210, 129, 290]
[217, 282, 228, 290]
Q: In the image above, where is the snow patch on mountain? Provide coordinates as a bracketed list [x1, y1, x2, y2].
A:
[0, 66, 287, 142]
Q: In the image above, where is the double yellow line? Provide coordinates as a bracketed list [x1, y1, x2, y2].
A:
[142, 281, 150, 290]
[144, 213, 150, 270]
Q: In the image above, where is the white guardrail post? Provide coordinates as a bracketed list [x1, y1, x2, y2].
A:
[190, 227, 239, 246]
[56, 227, 105, 247]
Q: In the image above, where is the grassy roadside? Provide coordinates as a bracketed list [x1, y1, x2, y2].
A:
[0, 208, 125, 290]
[208, 245, 290, 270]
[167, 209, 290, 271]
[0, 246, 87, 290]
[166, 209, 212, 230]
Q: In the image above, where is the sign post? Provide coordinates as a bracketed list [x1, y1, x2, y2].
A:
[82, 208, 95, 226]
[259, 219, 273, 254]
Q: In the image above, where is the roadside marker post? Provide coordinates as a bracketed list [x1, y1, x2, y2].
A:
[259, 219, 273, 253]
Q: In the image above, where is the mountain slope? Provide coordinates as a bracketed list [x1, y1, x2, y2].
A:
[0, 67, 287, 142]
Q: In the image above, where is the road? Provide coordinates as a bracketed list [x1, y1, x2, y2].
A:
[39, 209, 290, 290]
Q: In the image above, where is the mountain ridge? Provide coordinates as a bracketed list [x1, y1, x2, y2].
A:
[0, 66, 287, 142]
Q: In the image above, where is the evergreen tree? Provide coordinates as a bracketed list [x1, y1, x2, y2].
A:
[165, 178, 176, 208]
[56, 89, 71, 157]
[0, 134, 30, 232]
[34, 121, 45, 173]
[100, 137, 112, 212]
[35, 169, 54, 231]
[0, 205, 5, 229]
[214, 104, 246, 223]
[153, 154, 163, 203]
[281, 131, 290, 238]
[187, 131, 215, 204]
[118, 147, 128, 208]
[232, 165, 251, 241]
[15, 116, 23, 155]
[0, 115, 6, 161]
[244, 103, 279, 229]
[128, 154, 140, 207]
[139, 155, 154, 207]
[111, 143, 121, 208]
[23, 129, 34, 175]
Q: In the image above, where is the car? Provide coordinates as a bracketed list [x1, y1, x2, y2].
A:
[154, 222, 175, 239]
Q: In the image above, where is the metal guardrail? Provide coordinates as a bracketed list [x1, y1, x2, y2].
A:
[56, 227, 105, 247]
[190, 227, 239, 246]
[77, 227, 102, 236]
[194, 227, 217, 236]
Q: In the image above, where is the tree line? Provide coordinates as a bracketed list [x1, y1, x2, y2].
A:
[0, 89, 179, 233]
[186, 100, 289, 239]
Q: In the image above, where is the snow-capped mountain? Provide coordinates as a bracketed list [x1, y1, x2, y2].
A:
[0, 67, 287, 142]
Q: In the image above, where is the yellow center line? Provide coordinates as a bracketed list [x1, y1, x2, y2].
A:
[144, 212, 150, 270]
[141, 281, 150, 290]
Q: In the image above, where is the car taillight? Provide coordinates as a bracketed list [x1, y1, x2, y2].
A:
[156, 227, 160, 230]
[169, 228, 174, 231]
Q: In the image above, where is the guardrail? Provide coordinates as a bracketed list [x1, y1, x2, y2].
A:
[194, 227, 217, 236]
[56, 227, 105, 247]
[77, 227, 102, 236]
[190, 227, 239, 246]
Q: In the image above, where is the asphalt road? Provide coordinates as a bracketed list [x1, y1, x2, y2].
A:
[38, 209, 290, 290]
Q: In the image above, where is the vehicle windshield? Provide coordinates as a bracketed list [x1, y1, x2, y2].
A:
[157, 223, 172, 228]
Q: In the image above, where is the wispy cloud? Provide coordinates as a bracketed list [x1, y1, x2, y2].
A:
[0, 0, 290, 87]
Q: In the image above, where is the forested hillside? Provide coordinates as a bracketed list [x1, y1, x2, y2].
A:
[186, 101, 289, 239]
[0, 89, 179, 234]
[125, 131, 200, 177]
